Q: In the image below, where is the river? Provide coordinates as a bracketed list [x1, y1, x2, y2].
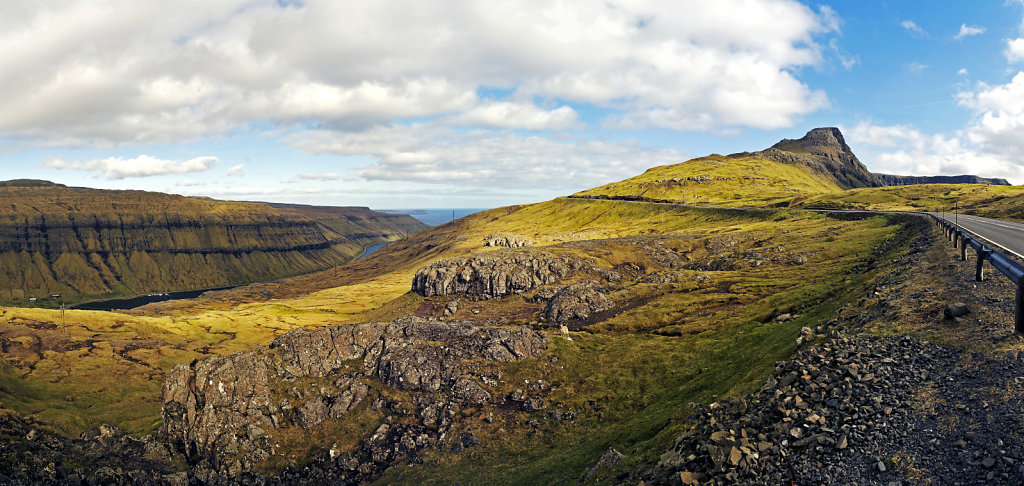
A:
[72, 240, 396, 311]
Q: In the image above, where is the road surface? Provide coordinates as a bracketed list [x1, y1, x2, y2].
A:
[931, 212, 1024, 259]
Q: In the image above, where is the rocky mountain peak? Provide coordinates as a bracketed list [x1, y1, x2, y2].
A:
[752, 127, 882, 189]
[773, 127, 850, 157]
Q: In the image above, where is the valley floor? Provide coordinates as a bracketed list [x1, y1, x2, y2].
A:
[0, 200, 1022, 484]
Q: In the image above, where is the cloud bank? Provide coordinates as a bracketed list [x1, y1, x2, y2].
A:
[40, 155, 217, 179]
[0, 0, 838, 147]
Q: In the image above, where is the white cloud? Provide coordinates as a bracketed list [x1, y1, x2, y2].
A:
[829, 39, 859, 70]
[903, 62, 928, 75]
[39, 155, 217, 179]
[900, 20, 927, 37]
[953, 24, 985, 40]
[454, 102, 578, 130]
[225, 164, 245, 176]
[295, 173, 340, 181]
[1006, 38, 1024, 63]
[0, 0, 838, 146]
[958, 72, 1024, 161]
[845, 121, 1024, 183]
[958, 67, 969, 76]
[285, 124, 687, 190]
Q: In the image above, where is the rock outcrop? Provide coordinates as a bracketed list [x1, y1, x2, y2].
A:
[411, 250, 584, 298]
[483, 234, 531, 248]
[542, 281, 613, 323]
[753, 127, 882, 189]
[160, 317, 548, 476]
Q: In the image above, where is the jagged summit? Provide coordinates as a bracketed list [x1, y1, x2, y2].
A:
[749, 127, 882, 190]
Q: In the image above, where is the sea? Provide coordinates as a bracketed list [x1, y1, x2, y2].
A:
[382, 208, 490, 226]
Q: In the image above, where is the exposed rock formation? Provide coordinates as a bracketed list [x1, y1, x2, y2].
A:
[543, 281, 613, 323]
[483, 233, 531, 248]
[411, 250, 584, 298]
[160, 317, 548, 476]
[876, 173, 1011, 186]
[751, 127, 882, 189]
[0, 182, 426, 305]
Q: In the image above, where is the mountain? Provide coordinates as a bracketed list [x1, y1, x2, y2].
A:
[750, 127, 882, 189]
[0, 182, 427, 305]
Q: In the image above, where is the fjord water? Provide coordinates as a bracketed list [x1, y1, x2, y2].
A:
[383, 208, 489, 226]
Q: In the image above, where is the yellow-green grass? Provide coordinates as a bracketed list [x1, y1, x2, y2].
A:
[797, 183, 1024, 221]
[574, 155, 842, 207]
[0, 195, 903, 480]
[373, 205, 903, 484]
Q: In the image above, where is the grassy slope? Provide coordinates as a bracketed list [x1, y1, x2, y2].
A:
[796, 183, 1024, 220]
[0, 199, 898, 450]
[572, 152, 1024, 221]
[574, 154, 843, 206]
[0, 184, 426, 306]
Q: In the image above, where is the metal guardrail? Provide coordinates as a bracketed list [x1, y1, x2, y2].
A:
[934, 215, 1024, 333]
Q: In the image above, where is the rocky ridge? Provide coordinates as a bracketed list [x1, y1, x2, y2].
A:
[0, 182, 426, 305]
[160, 317, 548, 479]
[875, 173, 1012, 186]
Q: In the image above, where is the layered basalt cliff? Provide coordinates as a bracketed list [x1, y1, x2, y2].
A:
[160, 317, 548, 478]
[0, 181, 426, 304]
[875, 173, 1012, 186]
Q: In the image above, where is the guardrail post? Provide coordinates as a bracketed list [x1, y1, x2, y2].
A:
[953, 231, 959, 248]
[976, 247, 989, 282]
[1017, 282, 1024, 335]
[960, 236, 968, 261]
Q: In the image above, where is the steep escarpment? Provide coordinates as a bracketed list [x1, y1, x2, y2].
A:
[0, 182, 426, 305]
[160, 317, 547, 479]
[755, 127, 882, 189]
[876, 173, 1012, 186]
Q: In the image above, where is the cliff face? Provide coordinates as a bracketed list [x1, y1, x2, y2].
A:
[754, 127, 883, 189]
[0, 183, 427, 304]
[875, 174, 1012, 186]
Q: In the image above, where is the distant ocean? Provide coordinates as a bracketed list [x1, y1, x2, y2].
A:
[381, 208, 489, 226]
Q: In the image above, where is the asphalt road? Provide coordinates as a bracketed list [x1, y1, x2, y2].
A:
[931, 212, 1024, 259]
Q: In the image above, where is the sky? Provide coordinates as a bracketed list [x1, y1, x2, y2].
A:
[3, 1, 1024, 209]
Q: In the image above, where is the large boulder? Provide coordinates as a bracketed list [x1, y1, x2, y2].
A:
[544, 281, 614, 323]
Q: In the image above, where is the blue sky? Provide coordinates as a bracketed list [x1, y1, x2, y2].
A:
[3, 1, 1024, 209]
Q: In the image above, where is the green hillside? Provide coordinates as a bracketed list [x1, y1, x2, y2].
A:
[574, 154, 843, 207]
[0, 182, 427, 306]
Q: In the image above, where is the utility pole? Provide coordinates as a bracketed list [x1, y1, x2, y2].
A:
[60, 302, 65, 336]
[955, 199, 958, 227]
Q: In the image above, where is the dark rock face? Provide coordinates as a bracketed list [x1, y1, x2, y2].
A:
[876, 173, 1012, 186]
[483, 234, 531, 248]
[543, 281, 613, 323]
[757, 127, 882, 189]
[0, 417, 189, 485]
[411, 250, 584, 298]
[160, 317, 548, 476]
